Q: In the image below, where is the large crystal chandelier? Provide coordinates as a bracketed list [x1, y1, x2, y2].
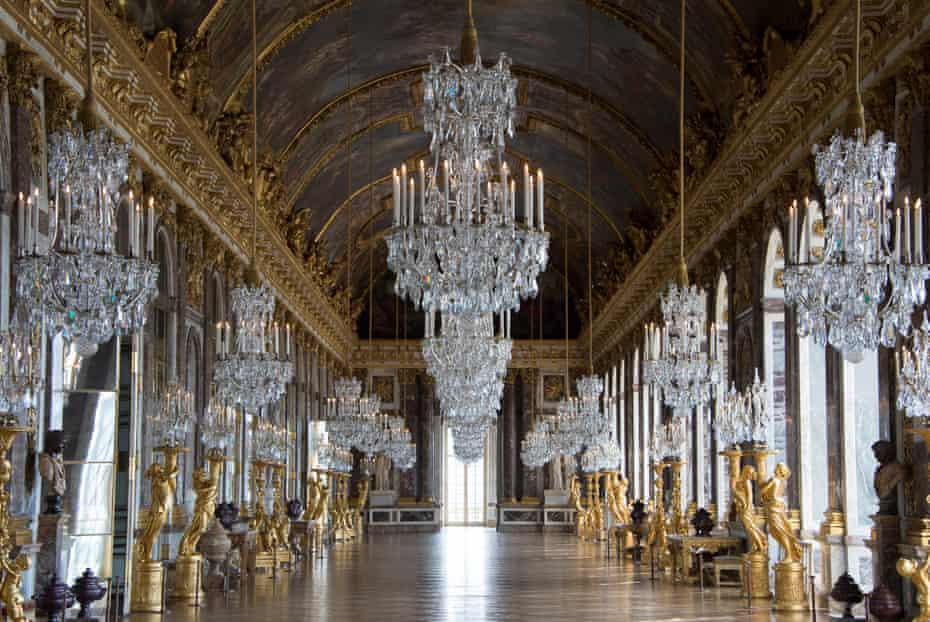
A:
[385, 1, 549, 317]
[784, 0, 927, 360]
[642, 0, 720, 418]
[451, 417, 492, 464]
[424, 312, 511, 426]
[16, 136, 159, 358]
[213, 9, 293, 415]
[213, 284, 294, 414]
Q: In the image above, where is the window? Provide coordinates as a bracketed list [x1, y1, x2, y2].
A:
[444, 426, 486, 525]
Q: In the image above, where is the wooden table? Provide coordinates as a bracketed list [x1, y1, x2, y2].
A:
[667, 534, 743, 584]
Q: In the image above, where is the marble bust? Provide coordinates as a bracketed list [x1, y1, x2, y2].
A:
[38, 430, 66, 515]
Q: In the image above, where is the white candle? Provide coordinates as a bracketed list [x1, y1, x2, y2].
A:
[906, 196, 913, 263]
[136, 202, 143, 258]
[25, 195, 32, 254]
[408, 178, 415, 226]
[918, 199, 924, 263]
[805, 198, 813, 262]
[510, 180, 516, 225]
[443, 160, 450, 222]
[215, 322, 222, 357]
[400, 164, 407, 225]
[527, 177, 534, 229]
[392, 169, 400, 226]
[501, 163, 509, 222]
[16, 193, 24, 255]
[895, 207, 902, 263]
[537, 169, 544, 231]
[418, 160, 425, 220]
[147, 197, 155, 258]
[286, 323, 292, 358]
[523, 163, 530, 225]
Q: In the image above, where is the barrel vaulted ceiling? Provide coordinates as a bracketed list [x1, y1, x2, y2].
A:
[124, 0, 810, 338]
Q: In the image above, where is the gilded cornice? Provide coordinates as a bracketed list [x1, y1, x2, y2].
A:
[352, 340, 586, 370]
[587, 0, 922, 365]
[0, 0, 352, 363]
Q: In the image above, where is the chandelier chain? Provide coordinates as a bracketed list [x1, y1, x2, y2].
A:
[679, 0, 685, 263]
[251, 0, 258, 263]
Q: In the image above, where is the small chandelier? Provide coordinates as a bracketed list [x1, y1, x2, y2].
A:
[717, 369, 770, 447]
[201, 395, 237, 454]
[254, 417, 287, 464]
[897, 315, 930, 419]
[643, 0, 720, 418]
[318, 441, 353, 473]
[783, 0, 928, 360]
[0, 320, 43, 426]
[451, 417, 491, 464]
[149, 381, 194, 448]
[325, 376, 383, 453]
[650, 416, 687, 462]
[213, 284, 294, 414]
[520, 418, 553, 469]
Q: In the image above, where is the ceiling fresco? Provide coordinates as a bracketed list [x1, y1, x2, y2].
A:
[124, 0, 812, 338]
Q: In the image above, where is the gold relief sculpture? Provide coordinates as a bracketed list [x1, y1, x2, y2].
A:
[605, 471, 631, 525]
[370, 376, 395, 405]
[542, 375, 566, 402]
[0, 554, 29, 622]
[898, 555, 930, 622]
[0, 426, 29, 622]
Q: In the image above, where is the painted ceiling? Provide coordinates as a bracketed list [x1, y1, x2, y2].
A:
[125, 0, 810, 338]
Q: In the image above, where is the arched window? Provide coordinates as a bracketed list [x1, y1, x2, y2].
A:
[798, 204, 829, 533]
[763, 229, 788, 466]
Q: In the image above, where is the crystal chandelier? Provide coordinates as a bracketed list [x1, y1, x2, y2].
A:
[202, 395, 237, 453]
[385, 2, 548, 317]
[424, 312, 511, 426]
[149, 382, 194, 448]
[16, 140, 159, 358]
[318, 442, 353, 473]
[896, 316, 930, 419]
[717, 370, 770, 446]
[520, 418, 553, 469]
[450, 417, 491, 464]
[254, 417, 288, 464]
[643, 0, 720, 418]
[650, 417, 687, 462]
[325, 377, 383, 452]
[213, 284, 294, 414]
[784, 0, 927, 360]
[0, 321, 43, 424]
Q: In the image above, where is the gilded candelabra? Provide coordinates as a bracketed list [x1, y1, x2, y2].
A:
[131, 446, 183, 613]
[249, 458, 278, 573]
[173, 449, 225, 602]
[761, 461, 807, 611]
[645, 462, 669, 568]
[303, 470, 329, 550]
[668, 459, 686, 535]
[0, 424, 31, 622]
[724, 446, 770, 599]
[270, 462, 292, 567]
[352, 477, 370, 535]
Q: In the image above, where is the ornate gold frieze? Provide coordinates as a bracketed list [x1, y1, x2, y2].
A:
[0, 0, 352, 363]
[590, 0, 922, 365]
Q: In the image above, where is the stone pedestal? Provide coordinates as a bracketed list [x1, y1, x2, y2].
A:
[870, 514, 903, 593]
[130, 561, 164, 613]
[744, 552, 771, 600]
[171, 554, 203, 603]
[370, 490, 398, 508]
[544, 489, 569, 506]
[36, 514, 69, 584]
[774, 561, 808, 611]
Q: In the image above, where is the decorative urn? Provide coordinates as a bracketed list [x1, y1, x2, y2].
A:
[869, 583, 903, 622]
[34, 574, 75, 622]
[72, 568, 107, 619]
[200, 518, 233, 591]
[830, 572, 864, 621]
[214, 502, 239, 530]
[690, 507, 714, 536]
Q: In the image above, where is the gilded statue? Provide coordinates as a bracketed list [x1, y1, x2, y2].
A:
[645, 465, 668, 558]
[607, 472, 631, 525]
[899, 555, 930, 622]
[760, 463, 801, 562]
[134, 452, 180, 563]
[178, 454, 223, 557]
[38, 429, 66, 515]
[0, 554, 29, 622]
[374, 453, 392, 491]
[271, 465, 289, 550]
[569, 476, 589, 535]
[353, 479, 370, 530]
[311, 476, 330, 521]
[733, 465, 768, 555]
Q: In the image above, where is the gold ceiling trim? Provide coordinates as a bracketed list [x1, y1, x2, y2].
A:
[714, 0, 751, 40]
[585, 0, 929, 364]
[279, 64, 664, 169]
[0, 0, 353, 362]
[194, 0, 230, 39]
[352, 339, 586, 370]
[288, 109, 651, 218]
[315, 148, 623, 244]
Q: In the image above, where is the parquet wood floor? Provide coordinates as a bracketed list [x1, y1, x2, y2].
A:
[147, 528, 815, 622]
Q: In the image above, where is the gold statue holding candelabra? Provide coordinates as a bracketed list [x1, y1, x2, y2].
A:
[731, 458, 770, 599]
[762, 462, 807, 610]
[568, 475, 590, 538]
[173, 449, 225, 602]
[645, 462, 669, 568]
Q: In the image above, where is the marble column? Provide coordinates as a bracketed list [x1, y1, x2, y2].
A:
[784, 306, 801, 508]
[501, 374, 517, 503]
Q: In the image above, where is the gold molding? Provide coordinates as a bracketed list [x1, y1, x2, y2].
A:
[194, 0, 230, 40]
[587, 0, 927, 364]
[0, 0, 353, 363]
[352, 339, 586, 370]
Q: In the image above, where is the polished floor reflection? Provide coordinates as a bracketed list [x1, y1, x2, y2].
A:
[151, 528, 813, 622]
